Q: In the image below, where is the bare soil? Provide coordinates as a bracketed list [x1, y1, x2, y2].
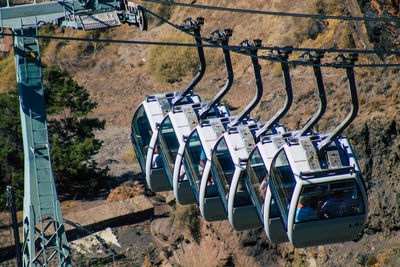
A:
[2, 0, 400, 266]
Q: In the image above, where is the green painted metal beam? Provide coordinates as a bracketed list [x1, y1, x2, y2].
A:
[14, 28, 71, 267]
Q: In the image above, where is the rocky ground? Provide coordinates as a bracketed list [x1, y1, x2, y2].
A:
[68, 124, 400, 266]
[1, 0, 400, 266]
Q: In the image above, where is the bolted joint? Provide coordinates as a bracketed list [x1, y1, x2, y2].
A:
[253, 39, 262, 47]
[335, 53, 358, 65]
[224, 28, 233, 38]
[196, 17, 205, 25]
[239, 39, 261, 55]
[300, 51, 324, 64]
[181, 17, 204, 31]
[210, 28, 232, 44]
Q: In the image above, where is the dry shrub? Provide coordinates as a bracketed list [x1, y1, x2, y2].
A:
[42, 28, 112, 67]
[146, 33, 222, 84]
[170, 204, 201, 243]
[312, 0, 346, 15]
[292, 0, 347, 45]
[60, 29, 111, 59]
[291, 17, 313, 45]
[146, 33, 199, 83]
[340, 24, 356, 48]
[271, 62, 283, 78]
[0, 55, 16, 93]
[134, 0, 174, 26]
[293, 250, 308, 267]
[122, 146, 138, 164]
[106, 183, 144, 202]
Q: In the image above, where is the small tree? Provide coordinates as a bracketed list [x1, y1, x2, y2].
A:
[44, 65, 108, 196]
[0, 65, 108, 208]
[0, 90, 24, 208]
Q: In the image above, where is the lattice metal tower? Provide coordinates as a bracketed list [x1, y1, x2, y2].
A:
[0, 1, 146, 265]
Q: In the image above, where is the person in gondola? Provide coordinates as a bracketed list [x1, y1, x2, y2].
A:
[321, 190, 358, 218]
[198, 149, 206, 176]
[259, 175, 268, 200]
[295, 196, 319, 223]
[152, 146, 162, 168]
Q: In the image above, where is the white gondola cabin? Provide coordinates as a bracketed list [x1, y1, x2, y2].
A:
[147, 101, 230, 194]
[174, 117, 234, 216]
[268, 134, 367, 247]
[131, 92, 201, 192]
[146, 28, 234, 196]
[268, 54, 368, 248]
[208, 122, 286, 230]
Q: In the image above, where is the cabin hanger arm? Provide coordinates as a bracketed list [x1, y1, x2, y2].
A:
[256, 49, 293, 140]
[318, 54, 359, 151]
[298, 51, 327, 137]
[199, 28, 233, 119]
[172, 17, 206, 106]
[228, 39, 263, 128]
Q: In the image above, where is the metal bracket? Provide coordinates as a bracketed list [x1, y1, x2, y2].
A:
[228, 39, 263, 128]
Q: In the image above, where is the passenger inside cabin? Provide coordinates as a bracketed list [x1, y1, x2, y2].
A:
[295, 196, 319, 223]
[321, 190, 359, 219]
[152, 146, 162, 168]
[259, 175, 268, 200]
[198, 149, 206, 176]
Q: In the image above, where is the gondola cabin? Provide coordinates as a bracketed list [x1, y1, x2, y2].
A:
[268, 134, 367, 248]
[146, 101, 230, 194]
[246, 132, 302, 243]
[131, 92, 201, 192]
[174, 117, 233, 214]
[209, 121, 285, 230]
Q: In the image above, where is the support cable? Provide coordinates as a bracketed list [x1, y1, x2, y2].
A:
[1, 30, 399, 56]
[142, 0, 400, 23]
[1, 8, 400, 67]
[0, 30, 398, 67]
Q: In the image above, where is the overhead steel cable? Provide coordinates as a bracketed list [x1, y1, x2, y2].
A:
[0, 31, 399, 67]
[142, 0, 400, 23]
[141, 6, 400, 68]
[145, 7, 400, 56]
[2, 30, 400, 56]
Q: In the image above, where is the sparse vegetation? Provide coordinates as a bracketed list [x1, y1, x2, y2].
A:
[312, 0, 346, 15]
[293, 250, 308, 267]
[146, 32, 222, 84]
[356, 253, 368, 265]
[43, 28, 112, 67]
[146, 33, 200, 83]
[0, 55, 16, 93]
[366, 254, 378, 266]
[122, 145, 138, 164]
[340, 24, 356, 48]
[0, 65, 108, 208]
[170, 204, 202, 244]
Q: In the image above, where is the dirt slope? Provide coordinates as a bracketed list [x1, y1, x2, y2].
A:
[2, 0, 400, 266]
[66, 0, 400, 266]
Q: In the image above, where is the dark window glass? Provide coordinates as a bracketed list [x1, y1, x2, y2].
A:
[131, 105, 152, 169]
[184, 130, 204, 195]
[269, 149, 296, 227]
[233, 171, 253, 207]
[158, 116, 180, 181]
[211, 138, 235, 207]
[205, 173, 219, 198]
[247, 148, 268, 210]
[294, 179, 365, 223]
